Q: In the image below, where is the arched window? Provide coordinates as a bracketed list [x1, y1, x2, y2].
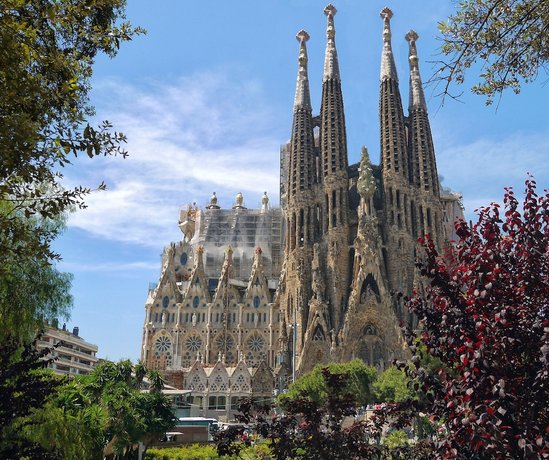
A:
[313, 326, 326, 341]
[360, 274, 381, 302]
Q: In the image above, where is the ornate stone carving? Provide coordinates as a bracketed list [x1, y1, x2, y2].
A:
[357, 147, 376, 201]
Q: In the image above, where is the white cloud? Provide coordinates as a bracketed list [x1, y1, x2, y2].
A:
[66, 72, 548, 246]
[60, 260, 160, 272]
[66, 72, 283, 246]
[436, 130, 549, 220]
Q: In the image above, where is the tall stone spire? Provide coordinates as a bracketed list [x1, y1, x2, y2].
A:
[294, 30, 312, 111]
[380, 7, 398, 82]
[379, 7, 408, 181]
[321, 4, 347, 180]
[320, 4, 348, 182]
[406, 30, 427, 110]
[288, 30, 315, 199]
[406, 30, 439, 197]
[319, 4, 350, 335]
[282, 29, 317, 377]
[378, 7, 413, 293]
[323, 4, 340, 81]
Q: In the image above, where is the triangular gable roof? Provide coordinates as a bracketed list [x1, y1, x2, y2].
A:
[229, 360, 252, 379]
[244, 247, 270, 300]
[183, 246, 211, 304]
[210, 360, 230, 378]
[187, 359, 208, 379]
[250, 359, 272, 377]
[213, 247, 241, 306]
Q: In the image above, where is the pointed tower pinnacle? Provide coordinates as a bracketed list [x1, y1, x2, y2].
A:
[406, 30, 427, 109]
[287, 29, 315, 201]
[406, 30, 440, 197]
[319, 4, 349, 337]
[323, 4, 340, 81]
[294, 30, 312, 111]
[379, 7, 408, 180]
[320, 3, 348, 182]
[380, 7, 398, 82]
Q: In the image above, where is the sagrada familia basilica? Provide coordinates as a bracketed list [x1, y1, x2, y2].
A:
[141, 5, 463, 418]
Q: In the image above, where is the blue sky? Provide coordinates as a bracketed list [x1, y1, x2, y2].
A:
[54, 0, 549, 361]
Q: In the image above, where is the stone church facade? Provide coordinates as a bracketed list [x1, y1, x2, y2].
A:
[141, 5, 463, 408]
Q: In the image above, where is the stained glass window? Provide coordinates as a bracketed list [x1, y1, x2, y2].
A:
[186, 335, 202, 352]
[248, 334, 265, 352]
[155, 336, 171, 352]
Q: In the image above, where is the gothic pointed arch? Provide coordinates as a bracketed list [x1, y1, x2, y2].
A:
[312, 324, 326, 341]
[360, 273, 381, 303]
[211, 331, 236, 366]
[180, 332, 203, 368]
[186, 360, 208, 392]
[183, 246, 211, 303]
[209, 361, 229, 393]
[151, 330, 174, 371]
[244, 246, 271, 304]
[244, 331, 268, 367]
[251, 360, 274, 396]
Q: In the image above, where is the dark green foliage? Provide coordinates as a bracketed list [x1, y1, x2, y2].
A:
[24, 360, 176, 459]
[373, 366, 411, 403]
[0, 336, 62, 459]
[278, 359, 377, 408]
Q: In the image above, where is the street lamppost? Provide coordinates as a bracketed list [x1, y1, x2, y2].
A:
[291, 306, 299, 384]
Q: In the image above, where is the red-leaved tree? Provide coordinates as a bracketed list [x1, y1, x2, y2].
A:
[404, 178, 548, 458]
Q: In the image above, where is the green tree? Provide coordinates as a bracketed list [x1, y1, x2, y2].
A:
[373, 366, 411, 403]
[24, 360, 176, 460]
[278, 359, 377, 408]
[0, 0, 144, 264]
[0, 204, 73, 343]
[0, 337, 63, 459]
[435, 0, 548, 104]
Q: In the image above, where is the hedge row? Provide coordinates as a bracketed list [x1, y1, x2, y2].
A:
[144, 442, 273, 460]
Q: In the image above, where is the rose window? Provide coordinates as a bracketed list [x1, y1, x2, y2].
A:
[185, 335, 202, 352]
[215, 333, 235, 352]
[248, 335, 265, 352]
[155, 336, 171, 352]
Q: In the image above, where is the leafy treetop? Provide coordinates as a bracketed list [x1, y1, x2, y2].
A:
[23, 360, 175, 460]
[0, 0, 144, 263]
[435, 0, 548, 105]
[278, 359, 377, 408]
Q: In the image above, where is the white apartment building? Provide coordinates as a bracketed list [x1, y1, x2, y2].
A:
[37, 324, 99, 376]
